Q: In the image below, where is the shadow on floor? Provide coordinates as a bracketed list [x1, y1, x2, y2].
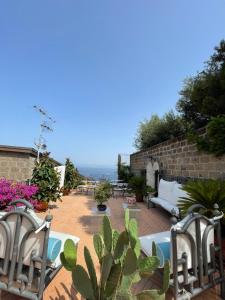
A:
[49, 283, 80, 300]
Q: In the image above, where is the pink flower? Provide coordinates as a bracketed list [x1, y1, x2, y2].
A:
[0, 178, 39, 210]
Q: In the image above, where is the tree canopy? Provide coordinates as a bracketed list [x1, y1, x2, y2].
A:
[135, 111, 186, 150]
[135, 40, 225, 155]
[176, 40, 225, 128]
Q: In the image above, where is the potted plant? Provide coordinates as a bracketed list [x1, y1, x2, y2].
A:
[63, 158, 83, 195]
[128, 175, 148, 202]
[30, 152, 61, 210]
[94, 181, 112, 211]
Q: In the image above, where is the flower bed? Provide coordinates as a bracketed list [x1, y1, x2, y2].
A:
[0, 178, 39, 210]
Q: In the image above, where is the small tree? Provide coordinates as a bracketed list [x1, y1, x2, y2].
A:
[64, 158, 82, 191]
[31, 152, 60, 203]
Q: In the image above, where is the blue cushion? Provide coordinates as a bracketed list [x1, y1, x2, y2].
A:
[47, 238, 62, 262]
[156, 242, 170, 267]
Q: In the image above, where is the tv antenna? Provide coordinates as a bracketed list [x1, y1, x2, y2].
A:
[33, 105, 56, 163]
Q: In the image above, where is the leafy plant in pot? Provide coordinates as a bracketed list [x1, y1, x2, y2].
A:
[30, 152, 61, 211]
[94, 181, 112, 211]
[128, 175, 148, 202]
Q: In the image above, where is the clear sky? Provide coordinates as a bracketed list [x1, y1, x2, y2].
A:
[0, 0, 225, 167]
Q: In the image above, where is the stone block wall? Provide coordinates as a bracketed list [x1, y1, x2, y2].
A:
[130, 136, 225, 181]
[0, 152, 35, 181]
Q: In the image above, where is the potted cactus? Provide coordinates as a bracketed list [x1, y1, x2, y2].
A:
[61, 209, 170, 299]
[94, 181, 112, 211]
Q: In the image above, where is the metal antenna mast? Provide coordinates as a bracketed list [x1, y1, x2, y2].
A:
[33, 105, 56, 163]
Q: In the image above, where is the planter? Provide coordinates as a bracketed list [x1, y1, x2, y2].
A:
[135, 194, 143, 202]
[63, 188, 70, 196]
[97, 204, 107, 211]
[36, 201, 49, 212]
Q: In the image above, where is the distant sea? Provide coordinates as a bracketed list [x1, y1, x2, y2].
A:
[77, 166, 117, 181]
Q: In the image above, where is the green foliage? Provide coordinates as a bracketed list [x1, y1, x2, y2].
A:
[128, 176, 148, 199]
[177, 40, 225, 129]
[30, 152, 60, 203]
[134, 40, 225, 155]
[64, 158, 83, 190]
[94, 181, 112, 205]
[178, 179, 225, 219]
[61, 210, 170, 300]
[117, 154, 132, 182]
[135, 111, 186, 150]
[189, 116, 225, 156]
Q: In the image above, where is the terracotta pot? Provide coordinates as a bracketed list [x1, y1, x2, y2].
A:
[36, 201, 49, 212]
[63, 189, 70, 196]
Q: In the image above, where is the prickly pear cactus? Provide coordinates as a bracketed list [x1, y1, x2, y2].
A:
[61, 209, 170, 299]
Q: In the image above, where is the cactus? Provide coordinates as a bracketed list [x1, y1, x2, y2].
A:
[61, 209, 170, 299]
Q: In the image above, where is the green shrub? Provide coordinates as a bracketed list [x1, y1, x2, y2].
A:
[192, 116, 225, 156]
[31, 152, 61, 203]
[61, 209, 170, 299]
[178, 179, 225, 219]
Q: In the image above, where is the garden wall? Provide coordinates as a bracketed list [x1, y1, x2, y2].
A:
[0, 145, 61, 182]
[130, 135, 225, 182]
[0, 151, 35, 181]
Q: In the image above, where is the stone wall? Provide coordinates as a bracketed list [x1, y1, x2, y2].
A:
[0, 151, 35, 181]
[130, 135, 225, 181]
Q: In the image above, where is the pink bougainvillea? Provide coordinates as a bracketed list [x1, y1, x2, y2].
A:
[0, 178, 39, 210]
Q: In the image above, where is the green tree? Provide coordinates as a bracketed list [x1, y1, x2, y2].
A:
[135, 111, 185, 150]
[31, 152, 61, 203]
[64, 158, 83, 190]
[177, 40, 225, 128]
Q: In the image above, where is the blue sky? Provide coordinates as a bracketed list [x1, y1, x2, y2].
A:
[0, 0, 225, 167]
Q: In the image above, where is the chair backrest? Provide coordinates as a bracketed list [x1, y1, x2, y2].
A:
[170, 205, 224, 299]
[171, 213, 214, 272]
[0, 199, 52, 300]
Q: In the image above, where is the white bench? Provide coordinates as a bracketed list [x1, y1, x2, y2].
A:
[150, 179, 188, 217]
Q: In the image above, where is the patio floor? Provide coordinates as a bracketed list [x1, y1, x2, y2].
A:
[2, 193, 222, 299]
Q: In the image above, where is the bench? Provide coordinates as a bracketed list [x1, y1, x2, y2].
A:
[149, 179, 188, 217]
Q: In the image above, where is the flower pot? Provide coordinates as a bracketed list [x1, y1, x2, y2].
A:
[36, 201, 49, 212]
[135, 194, 143, 202]
[97, 204, 107, 211]
[63, 189, 70, 196]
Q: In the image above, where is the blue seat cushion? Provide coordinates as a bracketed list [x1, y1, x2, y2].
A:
[47, 238, 62, 262]
[156, 241, 170, 267]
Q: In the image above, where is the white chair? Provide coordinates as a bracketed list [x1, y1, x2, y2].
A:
[139, 204, 225, 299]
[0, 199, 79, 300]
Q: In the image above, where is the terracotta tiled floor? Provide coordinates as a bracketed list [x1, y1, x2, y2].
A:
[2, 193, 223, 299]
